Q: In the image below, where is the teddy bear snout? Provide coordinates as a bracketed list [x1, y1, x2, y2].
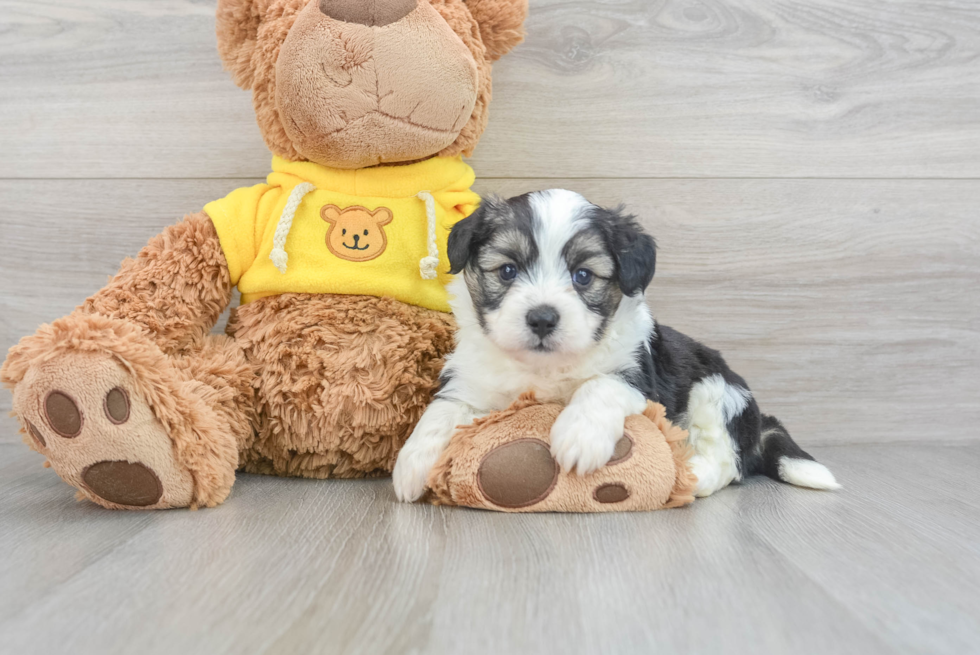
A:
[318, 0, 417, 26]
[276, 0, 479, 168]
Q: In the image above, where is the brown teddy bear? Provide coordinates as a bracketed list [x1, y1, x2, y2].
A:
[1, 0, 529, 510]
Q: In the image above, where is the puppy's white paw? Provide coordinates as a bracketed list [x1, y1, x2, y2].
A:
[688, 454, 721, 498]
[392, 444, 440, 502]
[549, 405, 621, 475]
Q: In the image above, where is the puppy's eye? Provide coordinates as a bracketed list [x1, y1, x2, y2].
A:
[573, 268, 594, 286]
[498, 263, 518, 282]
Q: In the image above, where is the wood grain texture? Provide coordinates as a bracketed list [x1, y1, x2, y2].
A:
[2, 0, 980, 179]
[2, 178, 977, 445]
[0, 441, 977, 655]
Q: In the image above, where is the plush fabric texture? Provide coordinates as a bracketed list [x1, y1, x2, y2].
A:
[80, 212, 234, 354]
[462, 0, 528, 61]
[427, 395, 697, 512]
[204, 155, 479, 310]
[229, 292, 455, 478]
[215, 0, 526, 167]
[1, 314, 250, 509]
[3, 0, 527, 510]
[275, 1, 479, 168]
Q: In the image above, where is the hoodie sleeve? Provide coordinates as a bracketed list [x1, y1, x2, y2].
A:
[204, 183, 273, 286]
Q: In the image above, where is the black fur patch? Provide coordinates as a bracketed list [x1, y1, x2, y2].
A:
[622, 322, 820, 483]
[586, 205, 657, 296]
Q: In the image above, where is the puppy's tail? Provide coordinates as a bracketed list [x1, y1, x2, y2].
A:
[757, 414, 841, 490]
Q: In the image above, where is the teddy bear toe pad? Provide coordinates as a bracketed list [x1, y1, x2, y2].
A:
[13, 352, 194, 510]
[82, 460, 163, 507]
[477, 438, 559, 508]
[593, 483, 630, 504]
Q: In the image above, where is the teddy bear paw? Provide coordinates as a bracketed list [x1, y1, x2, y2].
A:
[12, 351, 195, 509]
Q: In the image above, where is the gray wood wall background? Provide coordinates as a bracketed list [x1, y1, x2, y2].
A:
[2, 0, 978, 445]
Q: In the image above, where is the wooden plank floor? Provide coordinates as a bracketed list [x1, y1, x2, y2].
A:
[1, 440, 978, 655]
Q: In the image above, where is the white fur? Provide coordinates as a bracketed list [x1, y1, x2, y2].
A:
[445, 275, 653, 411]
[550, 375, 647, 474]
[392, 399, 477, 502]
[392, 190, 653, 501]
[681, 373, 752, 498]
[778, 457, 842, 490]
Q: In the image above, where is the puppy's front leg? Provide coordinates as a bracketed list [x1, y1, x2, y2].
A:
[551, 375, 647, 475]
[393, 399, 477, 502]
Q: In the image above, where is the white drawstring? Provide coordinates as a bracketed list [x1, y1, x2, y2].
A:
[417, 190, 439, 280]
[269, 182, 315, 274]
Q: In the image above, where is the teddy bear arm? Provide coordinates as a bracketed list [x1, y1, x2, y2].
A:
[78, 211, 234, 354]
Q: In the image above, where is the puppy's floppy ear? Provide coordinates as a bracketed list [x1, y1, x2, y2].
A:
[447, 202, 488, 274]
[596, 205, 657, 296]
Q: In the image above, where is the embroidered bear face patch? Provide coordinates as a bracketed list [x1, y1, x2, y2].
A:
[320, 205, 393, 262]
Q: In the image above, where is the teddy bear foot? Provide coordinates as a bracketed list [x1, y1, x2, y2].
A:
[12, 350, 196, 509]
[3, 314, 249, 510]
[425, 397, 698, 513]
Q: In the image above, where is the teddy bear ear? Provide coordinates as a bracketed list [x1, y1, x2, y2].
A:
[372, 207, 394, 226]
[216, 0, 265, 89]
[320, 205, 342, 223]
[463, 0, 529, 61]
[216, 0, 307, 90]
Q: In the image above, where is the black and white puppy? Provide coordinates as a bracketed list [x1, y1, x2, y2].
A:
[392, 190, 839, 502]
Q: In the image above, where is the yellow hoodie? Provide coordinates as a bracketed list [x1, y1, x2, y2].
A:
[204, 156, 480, 313]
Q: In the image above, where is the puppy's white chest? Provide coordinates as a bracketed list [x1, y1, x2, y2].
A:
[522, 375, 583, 404]
[474, 368, 588, 410]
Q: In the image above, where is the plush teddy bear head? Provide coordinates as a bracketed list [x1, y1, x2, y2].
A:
[217, 0, 527, 169]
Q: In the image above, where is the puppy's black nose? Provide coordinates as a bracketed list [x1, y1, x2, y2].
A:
[526, 306, 560, 339]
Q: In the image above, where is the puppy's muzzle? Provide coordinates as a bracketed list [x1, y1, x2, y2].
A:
[526, 305, 560, 339]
